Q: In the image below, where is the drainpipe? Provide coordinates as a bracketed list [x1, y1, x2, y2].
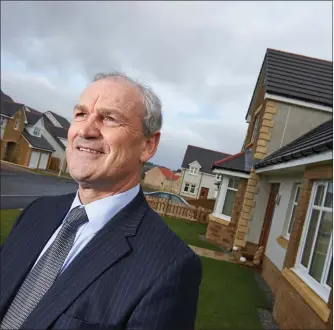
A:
[197, 171, 204, 199]
[280, 106, 291, 148]
[179, 168, 186, 195]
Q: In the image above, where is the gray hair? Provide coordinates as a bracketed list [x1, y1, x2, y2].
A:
[93, 72, 162, 136]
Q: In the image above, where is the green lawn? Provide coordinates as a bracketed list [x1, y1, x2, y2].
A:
[0, 209, 20, 245]
[163, 216, 222, 252]
[196, 257, 270, 329]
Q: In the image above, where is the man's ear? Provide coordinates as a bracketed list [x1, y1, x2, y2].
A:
[140, 131, 161, 164]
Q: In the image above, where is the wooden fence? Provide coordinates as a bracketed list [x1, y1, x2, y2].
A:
[145, 196, 211, 224]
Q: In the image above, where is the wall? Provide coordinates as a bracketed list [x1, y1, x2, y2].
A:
[2, 109, 25, 143]
[42, 128, 66, 163]
[265, 175, 303, 271]
[1, 117, 8, 139]
[180, 170, 216, 199]
[247, 177, 271, 244]
[14, 136, 31, 166]
[143, 167, 165, 189]
[272, 162, 333, 329]
[268, 102, 332, 156]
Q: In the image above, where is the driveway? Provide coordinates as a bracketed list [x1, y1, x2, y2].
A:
[1, 162, 78, 209]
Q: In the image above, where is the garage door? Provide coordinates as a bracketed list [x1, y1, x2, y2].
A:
[29, 151, 40, 169]
[38, 152, 49, 170]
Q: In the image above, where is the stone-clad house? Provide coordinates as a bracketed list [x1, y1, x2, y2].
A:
[205, 49, 333, 329]
[1, 91, 71, 170]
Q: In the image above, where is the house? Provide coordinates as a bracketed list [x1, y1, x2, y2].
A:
[1, 100, 28, 162]
[179, 145, 230, 200]
[143, 166, 180, 193]
[206, 49, 332, 329]
[0, 100, 55, 168]
[253, 120, 332, 329]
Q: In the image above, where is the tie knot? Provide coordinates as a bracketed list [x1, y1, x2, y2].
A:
[64, 206, 89, 229]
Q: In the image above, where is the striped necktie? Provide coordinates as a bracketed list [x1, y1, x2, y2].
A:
[1, 206, 89, 330]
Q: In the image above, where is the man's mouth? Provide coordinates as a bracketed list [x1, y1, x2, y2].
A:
[77, 147, 104, 154]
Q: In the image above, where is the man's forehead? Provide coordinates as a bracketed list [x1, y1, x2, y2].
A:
[79, 79, 144, 113]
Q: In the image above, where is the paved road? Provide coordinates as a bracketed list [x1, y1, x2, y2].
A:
[1, 163, 78, 209]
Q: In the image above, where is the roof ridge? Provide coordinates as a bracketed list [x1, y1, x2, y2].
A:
[267, 48, 332, 64]
[213, 151, 245, 166]
[187, 144, 230, 155]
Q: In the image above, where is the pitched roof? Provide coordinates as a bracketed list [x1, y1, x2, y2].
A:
[159, 167, 179, 181]
[246, 49, 333, 119]
[49, 111, 71, 128]
[22, 130, 55, 152]
[25, 107, 43, 125]
[212, 149, 254, 174]
[1, 90, 14, 103]
[254, 119, 333, 169]
[181, 145, 230, 174]
[0, 101, 25, 117]
[44, 123, 68, 151]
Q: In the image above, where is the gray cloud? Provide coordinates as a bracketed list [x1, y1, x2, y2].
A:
[1, 1, 332, 169]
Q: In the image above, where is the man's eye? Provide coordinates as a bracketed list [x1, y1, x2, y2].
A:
[76, 112, 86, 117]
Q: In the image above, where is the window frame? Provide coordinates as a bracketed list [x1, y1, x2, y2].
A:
[33, 127, 41, 136]
[283, 183, 301, 239]
[183, 182, 196, 194]
[189, 166, 199, 175]
[250, 113, 260, 142]
[293, 181, 333, 302]
[14, 119, 20, 131]
[221, 178, 239, 220]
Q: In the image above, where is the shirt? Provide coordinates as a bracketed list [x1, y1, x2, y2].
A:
[32, 184, 140, 273]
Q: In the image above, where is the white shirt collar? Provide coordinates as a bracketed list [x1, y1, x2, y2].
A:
[68, 184, 140, 234]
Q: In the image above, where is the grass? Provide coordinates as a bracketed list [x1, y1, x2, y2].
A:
[163, 216, 223, 252]
[0, 210, 269, 329]
[196, 257, 270, 329]
[0, 209, 20, 245]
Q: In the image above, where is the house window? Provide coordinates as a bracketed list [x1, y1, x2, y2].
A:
[284, 183, 301, 238]
[183, 183, 196, 194]
[33, 127, 41, 136]
[190, 167, 198, 175]
[14, 119, 20, 130]
[0, 117, 4, 127]
[221, 178, 239, 218]
[294, 181, 333, 302]
[215, 174, 222, 181]
[251, 114, 260, 142]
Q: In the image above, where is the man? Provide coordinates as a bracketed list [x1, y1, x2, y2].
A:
[0, 73, 202, 330]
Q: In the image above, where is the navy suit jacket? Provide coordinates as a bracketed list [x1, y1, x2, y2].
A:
[0, 190, 202, 329]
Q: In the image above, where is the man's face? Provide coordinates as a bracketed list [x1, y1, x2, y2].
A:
[66, 78, 159, 188]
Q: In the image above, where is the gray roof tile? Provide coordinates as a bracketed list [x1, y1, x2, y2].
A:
[181, 145, 230, 174]
[254, 119, 333, 169]
[22, 130, 55, 152]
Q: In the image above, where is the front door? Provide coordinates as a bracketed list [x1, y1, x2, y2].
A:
[199, 187, 209, 199]
[259, 183, 280, 252]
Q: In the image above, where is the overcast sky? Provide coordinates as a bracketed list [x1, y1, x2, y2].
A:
[1, 1, 332, 169]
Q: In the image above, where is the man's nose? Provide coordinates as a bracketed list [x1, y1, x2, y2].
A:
[78, 119, 101, 139]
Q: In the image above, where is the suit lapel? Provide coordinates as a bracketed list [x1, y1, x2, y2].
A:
[22, 189, 149, 330]
[0, 194, 75, 320]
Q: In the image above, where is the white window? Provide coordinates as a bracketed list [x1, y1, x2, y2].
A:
[183, 183, 196, 194]
[251, 114, 260, 141]
[215, 173, 222, 181]
[284, 183, 301, 239]
[14, 119, 20, 130]
[221, 178, 239, 218]
[294, 181, 333, 302]
[0, 116, 4, 127]
[33, 127, 41, 136]
[189, 167, 198, 175]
